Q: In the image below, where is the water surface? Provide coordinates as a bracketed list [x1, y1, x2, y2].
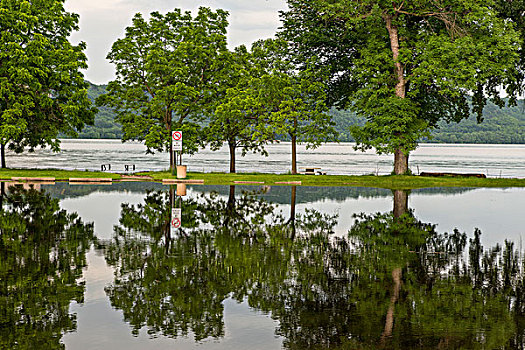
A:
[1, 182, 525, 349]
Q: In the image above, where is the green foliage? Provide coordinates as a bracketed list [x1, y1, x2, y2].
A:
[0, 0, 96, 165]
[0, 185, 94, 349]
[96, 7, 229, 163]
[205, 45, 270, 169]
[252, 38, 337, 149]
[82, 82, 525, 144]
[280, 0, 521, 161]
[206, 38, 337, 173]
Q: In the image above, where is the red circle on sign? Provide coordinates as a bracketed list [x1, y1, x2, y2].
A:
[172, 132, 182, 141]
[172, 218, 181, 228]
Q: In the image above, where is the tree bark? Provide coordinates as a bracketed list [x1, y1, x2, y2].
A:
[394, 149, 409, 175]
[1, 143, 5, 169]
[170, 142, 174, 172]
[0, 181, 5, 208]
[291, 133, 297, 175]
[224, 185, 236, 227]
[167, 109, 174, 173]
[381, 267, 402, 345]
[228, 141, 236, 173]
[289, 185, 297, 239]
[393, 189, 409, 219]
[384, 14, 409, 175]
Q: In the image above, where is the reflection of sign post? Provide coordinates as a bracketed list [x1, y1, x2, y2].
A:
[172, 131, 182, 152]
[171, 208, 181, 235]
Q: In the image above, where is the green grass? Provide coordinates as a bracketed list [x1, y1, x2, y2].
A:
[1, 168, 525, 189]
[140, 171, 525, 190]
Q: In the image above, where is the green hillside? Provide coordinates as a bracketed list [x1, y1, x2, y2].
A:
[76, 82, 525, 143]
[70, 82, 123, 139]
[330, 101, 525, 144]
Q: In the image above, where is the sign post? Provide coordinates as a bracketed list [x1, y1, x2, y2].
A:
[171, 131, 182, 175]
[172, 131, 182, 152]
[171, 207, 182, 235]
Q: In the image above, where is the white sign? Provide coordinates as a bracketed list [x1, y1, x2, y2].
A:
[172, 131, 182, 151]
[171, 208, 182, 235]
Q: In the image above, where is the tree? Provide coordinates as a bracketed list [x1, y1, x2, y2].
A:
[281, 0, 520, 174]
[0, 0, 96, 168]
[97, 7, 229, 172]
[206, 46, 272, 173]
[252, 38, 337, 175]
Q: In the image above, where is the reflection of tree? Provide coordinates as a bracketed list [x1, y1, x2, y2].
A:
[102, 186, 337, 341]
[0, 186, 94, 349]
[102, 186, 525, 348]
[252, 191, 525, 349]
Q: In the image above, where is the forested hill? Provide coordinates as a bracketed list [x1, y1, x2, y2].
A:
[78, 82, 525, 144]
[76, 82, 123, 139]
[331, 102, 525, 144]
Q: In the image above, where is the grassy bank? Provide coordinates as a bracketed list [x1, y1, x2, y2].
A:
[1, 168, 525, 189]
[143, 171, 525, 190]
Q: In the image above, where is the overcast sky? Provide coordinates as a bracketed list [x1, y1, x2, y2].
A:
[64, 0, 288, 84]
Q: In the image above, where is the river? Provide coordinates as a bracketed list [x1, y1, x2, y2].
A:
[5, 139, 525, 177]
[2, 182, 525, 349]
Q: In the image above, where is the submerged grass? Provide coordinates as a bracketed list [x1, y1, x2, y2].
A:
[0, 168, 121, 180]
[1, 168, 525, 189]
[141, 171, 525, 190]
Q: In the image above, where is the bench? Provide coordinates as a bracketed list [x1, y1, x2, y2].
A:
[300, 167, 325, 175]
[124, 164, 136, 172]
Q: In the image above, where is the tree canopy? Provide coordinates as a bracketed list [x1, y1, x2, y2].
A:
[97, 7, 229, 170]
[280, 0, 521, 174]
[0, 0, 96, 168]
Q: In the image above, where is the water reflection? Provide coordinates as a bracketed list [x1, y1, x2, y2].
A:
[97, 186, 525, 349]
[0, 185, 94, 349]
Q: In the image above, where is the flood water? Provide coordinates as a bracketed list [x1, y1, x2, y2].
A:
[5, 139, 525, 177]
[1, 181, 525, 349]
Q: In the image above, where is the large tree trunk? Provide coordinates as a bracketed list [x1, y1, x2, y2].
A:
[1, 143, 5, 169]
[385, 14, 409, 175]
[228, 141, 236, 173]
[394, 149, 409, 175]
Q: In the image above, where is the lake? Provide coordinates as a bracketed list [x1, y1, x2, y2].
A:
[5, 139, 525, 177]
[1, 181, 525, 349]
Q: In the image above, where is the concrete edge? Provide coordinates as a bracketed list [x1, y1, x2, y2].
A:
[233, 181, 265, 184]
[69, 178, 113, 182]
[12, 177, 56, 182]
[162, 179, 205, 184]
